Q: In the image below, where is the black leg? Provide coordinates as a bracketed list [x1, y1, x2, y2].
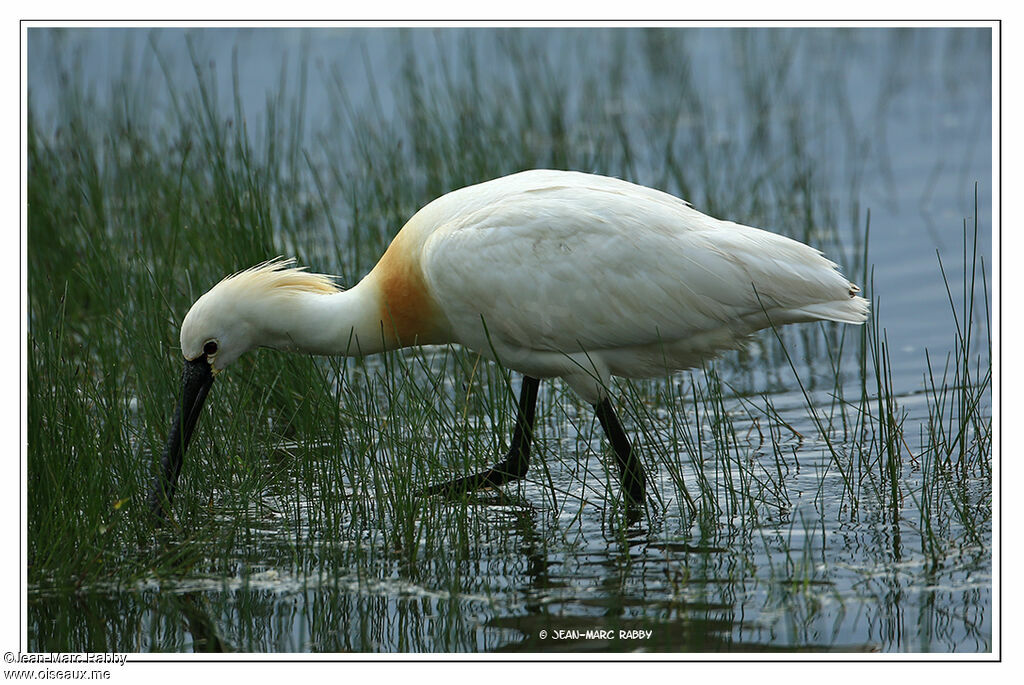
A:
[421, 376, 540, 497]
[594, 398, 646, 505]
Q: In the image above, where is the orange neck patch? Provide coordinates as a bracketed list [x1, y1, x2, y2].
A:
[370, 231, 447, 348]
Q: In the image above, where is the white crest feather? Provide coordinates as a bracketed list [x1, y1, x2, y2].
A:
[217, 257, 340, 297]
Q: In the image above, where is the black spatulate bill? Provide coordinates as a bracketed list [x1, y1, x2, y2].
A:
[148, 357, 215, 522]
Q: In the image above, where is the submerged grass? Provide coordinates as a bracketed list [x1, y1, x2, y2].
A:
[26, 28, 991, 652]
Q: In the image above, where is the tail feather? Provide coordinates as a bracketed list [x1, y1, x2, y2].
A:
[792, 295, 870, 325]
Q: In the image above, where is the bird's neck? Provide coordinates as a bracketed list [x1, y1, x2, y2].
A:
[256, 281, 393, 358]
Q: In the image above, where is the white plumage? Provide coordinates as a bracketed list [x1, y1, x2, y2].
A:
[412, 170, 866, 400]
[150, 169, 868, 518]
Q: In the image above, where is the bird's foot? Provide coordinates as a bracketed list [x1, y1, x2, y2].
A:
[419, 460, 525, 499]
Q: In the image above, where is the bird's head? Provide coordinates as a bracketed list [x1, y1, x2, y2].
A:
[148, 259, 340, 523]
[145, 271, 263, 525]
[179, 281, 258, 374]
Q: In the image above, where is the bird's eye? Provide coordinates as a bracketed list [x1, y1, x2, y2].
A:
[203, 340, 219, 357]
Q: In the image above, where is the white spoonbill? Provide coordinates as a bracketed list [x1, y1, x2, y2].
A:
[148, 169, 869, 519]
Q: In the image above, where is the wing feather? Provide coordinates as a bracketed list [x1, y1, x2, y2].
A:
[418, 172, 863, 357]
